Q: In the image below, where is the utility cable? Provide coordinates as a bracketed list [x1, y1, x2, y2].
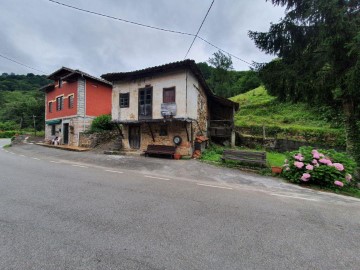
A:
[0, 53, 46, 73]
[48, 0, 193, 36]
[48, 0, 254, 66]
[184, 0, 214, 59]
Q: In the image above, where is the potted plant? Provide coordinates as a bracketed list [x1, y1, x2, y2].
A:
[271, 166, 283, 174]
[173, 153, 182, 160]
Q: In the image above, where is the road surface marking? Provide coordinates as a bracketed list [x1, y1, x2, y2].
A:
[9, 152, 15, 154]
[197, 183, 233, 190]
[71, 164, 88, 168]
[105, 170, 123, 174]
[271, 193, 319, 201]
[32, 157, 40, 160]
[144, 175, 170, 181]
[20, 155, 26, 157]
[50, 161, 62, 164]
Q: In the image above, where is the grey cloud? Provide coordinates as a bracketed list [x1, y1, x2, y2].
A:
[0, 0, 285, 76]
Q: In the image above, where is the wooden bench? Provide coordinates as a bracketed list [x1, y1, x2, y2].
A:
[221, 150, 267, 167]
[144, 145, 177, 158]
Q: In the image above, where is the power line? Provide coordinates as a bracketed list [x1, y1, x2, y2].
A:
[48, 0, 254, 67]
[0, 53, 46, 73]
[184, 0, 215, 59]
[197, 36, 254, 66]
[48, 0, 193, 36]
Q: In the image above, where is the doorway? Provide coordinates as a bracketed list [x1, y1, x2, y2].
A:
[63, 123, 69, 144]
[129, 125, 140, 149]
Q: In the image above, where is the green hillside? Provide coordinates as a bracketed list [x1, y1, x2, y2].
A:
[230, 86, 345, 145]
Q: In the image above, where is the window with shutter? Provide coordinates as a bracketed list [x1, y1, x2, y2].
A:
[138, 87, 152, 119]
[163, 87, 175, 103]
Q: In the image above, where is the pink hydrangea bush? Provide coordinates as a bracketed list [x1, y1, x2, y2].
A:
[281, 146, 356, 189]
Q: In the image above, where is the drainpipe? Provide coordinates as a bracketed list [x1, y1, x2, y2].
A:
[83, 76, 86, 132]
[185, 70, 188, 115]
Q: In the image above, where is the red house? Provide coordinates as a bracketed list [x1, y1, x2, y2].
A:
[41, 67, 112, 146]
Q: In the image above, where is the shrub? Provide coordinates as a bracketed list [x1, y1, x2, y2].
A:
[0, 130, 18, 138]
[281, 146, 356, 189]
[90, 114, 114, 132]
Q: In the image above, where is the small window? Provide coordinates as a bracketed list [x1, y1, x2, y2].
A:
[49, 102, 53, 113]
[51, 125, 56, 136]
[56, 96, 63, 111]
[120, 93, 130, 108]
[159, 125, 168, 136]
[163, 87, 175, 103]
[68, 95, 74, 108]
[59, 79, 62, 88]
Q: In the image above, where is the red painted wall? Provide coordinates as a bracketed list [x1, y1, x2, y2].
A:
[46, 81, 78, 120]
[85, 80, 112, 116]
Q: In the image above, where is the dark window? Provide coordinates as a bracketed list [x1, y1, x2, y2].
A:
[51, 125, 56, 136]
[120, 93, 130, 108]
[163, 87, 175, 103]
[159, 125, 168, 136]
[59, 79, 62, 88]
[56, 96, 63, 111]
[68, 95, 74, 108]
[139, 87, 152, 119]
[49, 102, 53, 113]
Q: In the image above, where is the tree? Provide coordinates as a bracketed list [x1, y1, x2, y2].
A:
[208, 51, 234, 96]
[249, 0, 360, 176]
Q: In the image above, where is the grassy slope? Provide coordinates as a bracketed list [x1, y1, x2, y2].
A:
[230, 86, 340, 131]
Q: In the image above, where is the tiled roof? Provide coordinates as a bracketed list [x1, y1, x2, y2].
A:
[48, 67, 112, 86]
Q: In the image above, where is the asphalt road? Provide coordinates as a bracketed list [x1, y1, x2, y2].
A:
[1, 139, 360, 270]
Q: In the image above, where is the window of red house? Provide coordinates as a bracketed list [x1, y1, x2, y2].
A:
[56, 96, 63, 111]
[49, 102, 53, 113]
[163, 87, 175, 103]
[68, 95, 74, 109]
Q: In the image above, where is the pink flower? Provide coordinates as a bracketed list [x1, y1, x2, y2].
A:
[319, 158, 331, 165]
[305, 164, 314, 170]
[313, 153, 320, 159]
[285, 167, 290, 171]
[319, 153, 325, 158]
[327, 162, 333, 167]
[312, 159, 318, 164]
[311, 150, 319, 155]
[294, 161, 304, 169]
[301, 173, 311, 181]
[334, 180, 344, 187]
[345, 174, 352, 182]
[333, 163, 344, 171]
[294, 154, 304, 161]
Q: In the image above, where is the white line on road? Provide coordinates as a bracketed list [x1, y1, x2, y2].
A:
[105, 170, 123, 174]
[50, 161, 62, 164]
[197, 183, 233, 190]
[144, 175, 170, 181]
[20, 155, 26, 157]
[71, 164, 88, 168]
[271, 193, 319, 201]
[32, 158, 40, 160]
[9, 152, 15, 154]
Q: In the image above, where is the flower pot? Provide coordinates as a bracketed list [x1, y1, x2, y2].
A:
[173, 153, 182, 160]
[271, 166, 283, 174]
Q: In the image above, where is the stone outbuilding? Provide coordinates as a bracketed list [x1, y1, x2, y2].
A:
[102, 60, 238, 156]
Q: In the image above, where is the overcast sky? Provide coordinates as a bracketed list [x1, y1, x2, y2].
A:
[0, 0, 285, 77]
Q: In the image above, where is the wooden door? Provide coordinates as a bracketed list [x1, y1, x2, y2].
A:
[129, 125, 140, 149]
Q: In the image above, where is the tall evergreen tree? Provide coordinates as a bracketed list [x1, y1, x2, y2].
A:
[249, 0, 360, 176]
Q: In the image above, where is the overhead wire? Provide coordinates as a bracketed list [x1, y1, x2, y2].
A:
[48, 0, 255, 66]
[184, 0, 215, 59]
[0, 53, 46, 73]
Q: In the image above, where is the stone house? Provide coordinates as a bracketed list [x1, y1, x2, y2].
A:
[41, 67, 112, 146]
[102, 60, 238, 156]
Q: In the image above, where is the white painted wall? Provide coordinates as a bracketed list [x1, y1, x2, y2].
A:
[112, 70, 191, 121]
